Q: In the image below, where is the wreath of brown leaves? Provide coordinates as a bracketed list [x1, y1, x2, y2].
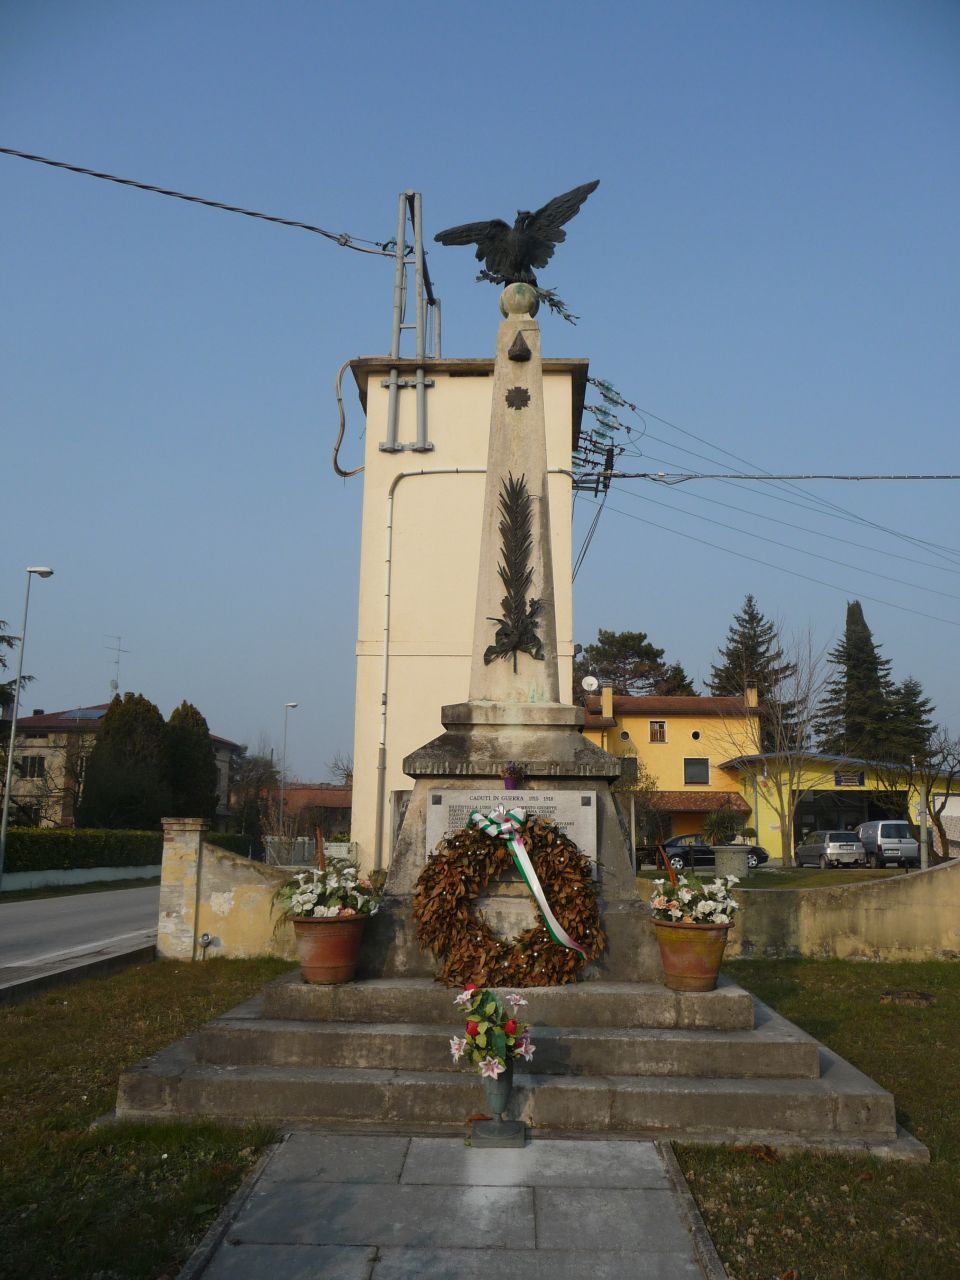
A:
[412, 814, 605, 988]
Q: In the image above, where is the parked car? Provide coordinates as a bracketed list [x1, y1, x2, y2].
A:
[648, 834, 770, 872]
[795, 830, 867, 868]
[856, 820, 920, 868]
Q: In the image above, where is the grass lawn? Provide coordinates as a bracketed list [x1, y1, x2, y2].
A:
[0, 956, 294, 1280]
[677, 958, 960, 1280]
[636, 866, 907, 889]
[0, 876, 161, 903]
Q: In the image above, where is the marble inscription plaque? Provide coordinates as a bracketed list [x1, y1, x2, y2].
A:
[425, 790, 597, 869]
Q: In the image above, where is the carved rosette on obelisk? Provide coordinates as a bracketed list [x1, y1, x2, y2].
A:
[361, 284, 659, 983]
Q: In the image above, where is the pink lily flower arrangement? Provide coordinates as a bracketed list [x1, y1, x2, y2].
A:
[450, 985, 534, 1075]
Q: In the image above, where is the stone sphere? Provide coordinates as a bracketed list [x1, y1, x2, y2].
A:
[500, 283, 539, 318]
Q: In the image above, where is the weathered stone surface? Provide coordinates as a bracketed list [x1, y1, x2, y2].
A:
[261, 975, 756, 1031]
[117, 1042, 901, 1147]
[196, 1007, 818, 1079]
[231, 1182, 535, 1248]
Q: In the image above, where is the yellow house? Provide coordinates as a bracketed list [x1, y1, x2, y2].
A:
[582, 686, 760, 839]
[718, 750, 952, 859]
[348, 354, 586, 872]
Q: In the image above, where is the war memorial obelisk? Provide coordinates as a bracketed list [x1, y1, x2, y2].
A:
[363, 271, 659, 982]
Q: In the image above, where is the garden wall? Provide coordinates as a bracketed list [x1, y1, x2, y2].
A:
[157, 820, 297, 962]
[728, 859, 960, 961]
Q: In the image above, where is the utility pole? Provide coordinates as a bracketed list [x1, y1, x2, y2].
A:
[913, 755, 929, 870]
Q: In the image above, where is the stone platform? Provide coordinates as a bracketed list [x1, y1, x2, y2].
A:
[114, 974, 927, 1159]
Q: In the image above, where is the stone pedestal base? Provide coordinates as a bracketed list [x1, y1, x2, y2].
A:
[357, 701, 665, 983]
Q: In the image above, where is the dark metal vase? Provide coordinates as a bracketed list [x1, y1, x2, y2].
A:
[481, 1058, 513, 1117]
[473, 1059, 524, 1147]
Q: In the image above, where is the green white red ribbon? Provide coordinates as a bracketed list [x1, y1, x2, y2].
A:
[468, 806, 587, 956]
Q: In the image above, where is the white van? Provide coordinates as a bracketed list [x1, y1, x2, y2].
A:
[856, 820, 920, 868]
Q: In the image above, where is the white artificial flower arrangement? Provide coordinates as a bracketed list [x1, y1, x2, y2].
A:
[275, 856, 381, 921]
[649, 872, 740, 925]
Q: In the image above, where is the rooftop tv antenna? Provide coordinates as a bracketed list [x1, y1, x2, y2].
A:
[378, 191, 441, 453]
[105, 634, 130, 696]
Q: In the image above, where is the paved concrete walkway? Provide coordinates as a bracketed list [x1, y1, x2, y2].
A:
[187, 1132, 723, 1280]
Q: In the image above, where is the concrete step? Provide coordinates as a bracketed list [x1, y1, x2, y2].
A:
[263, 974, 756, 1032]
[196, 998, 820, 1079]
[116, 1036, 898, 1146]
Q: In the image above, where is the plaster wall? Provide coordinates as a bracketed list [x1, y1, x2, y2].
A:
[727, 859, 960, 961]
[350, 357, 584, 872]
[158, 820, 297, 962]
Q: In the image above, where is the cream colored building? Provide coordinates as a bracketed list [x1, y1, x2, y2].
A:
[348, 355, 586, 871]
[6, 703, 239, 830]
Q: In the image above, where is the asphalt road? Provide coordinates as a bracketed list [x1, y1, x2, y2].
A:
[0, 885, 159, 970]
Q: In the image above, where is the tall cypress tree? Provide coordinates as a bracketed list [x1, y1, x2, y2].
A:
[166, 701, 219, 820]
[815, 601, 896, 758]
[77, 692, 172, 828]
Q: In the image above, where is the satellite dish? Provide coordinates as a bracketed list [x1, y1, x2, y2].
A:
[581, 675, 599, 693]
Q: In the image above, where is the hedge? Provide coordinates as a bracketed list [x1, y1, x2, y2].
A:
[4, 828, 163, 874]
[203, 833, 254, 858]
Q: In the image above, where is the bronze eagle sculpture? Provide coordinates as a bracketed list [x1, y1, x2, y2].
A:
[434, 180, 600, 288]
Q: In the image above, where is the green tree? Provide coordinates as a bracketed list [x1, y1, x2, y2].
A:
[574, 629, 695, 697]
[707, 595, 797, 750]
[886, 676, 935, 764]
[815, 601, 896, 758]
[707, 594, 796, 702]
[166, 701, 219, 820]
[77, 693, 171, 829]
[0, 619, 17, 715]
[229, 746, 279, 853]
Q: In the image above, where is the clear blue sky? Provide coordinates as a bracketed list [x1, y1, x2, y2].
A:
[3, 0, 959, 778]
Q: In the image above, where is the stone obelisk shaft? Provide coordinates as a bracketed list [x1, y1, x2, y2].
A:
[468, 285, 561, 706]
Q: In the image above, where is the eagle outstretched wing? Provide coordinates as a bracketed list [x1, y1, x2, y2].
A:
[520, 179, 600, 270]
[433, 217, 511, 271]
[434, 181, 599, 284]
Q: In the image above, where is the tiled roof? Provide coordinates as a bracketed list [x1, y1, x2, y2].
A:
[14, 703, 240, 750]
[15, 705, 111, 731]
[585, 694, 754, 716]
[284, 785, 353, 810]
[650, 790, 751, 814]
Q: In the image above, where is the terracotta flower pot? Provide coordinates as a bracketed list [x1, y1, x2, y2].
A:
[653, 919, 731, 992]
[292, 915, 367, 984]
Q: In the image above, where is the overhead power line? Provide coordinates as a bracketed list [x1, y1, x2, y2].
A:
[0, 145, 397, 257]
[600, 471, 960, 483]
[582, 496, 960, 630]
[590, 376, 960, 565]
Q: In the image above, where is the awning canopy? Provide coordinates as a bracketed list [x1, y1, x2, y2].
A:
[650, 790, 751, 815]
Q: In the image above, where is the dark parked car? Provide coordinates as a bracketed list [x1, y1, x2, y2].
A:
[644, 834, 770, 872]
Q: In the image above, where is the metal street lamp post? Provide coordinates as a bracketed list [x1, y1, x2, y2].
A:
[0, 566, 54, 891]
[279, 702, 298, 835]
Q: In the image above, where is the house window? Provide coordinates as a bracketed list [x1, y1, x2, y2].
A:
[20, 755, 45, 779]
[649, 721, 666, 743]
[683, 757, 709, 785]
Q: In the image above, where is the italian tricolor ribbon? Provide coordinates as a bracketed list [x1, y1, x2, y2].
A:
[468, 806, 587, 956]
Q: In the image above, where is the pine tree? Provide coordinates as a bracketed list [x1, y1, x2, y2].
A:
[707, 595, 795, 702]
[574, 629, 695, 697]
[77, 692, 171, 829]
[815, 601, 896, 759]
[166, 701, 219, 820]
[707, 595, 796, 750]
[886, 677, 935, 765]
